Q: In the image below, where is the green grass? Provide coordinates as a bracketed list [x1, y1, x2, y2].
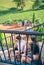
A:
[0, 0, 44, 23]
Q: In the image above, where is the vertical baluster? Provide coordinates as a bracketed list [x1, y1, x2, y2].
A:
[0, 39, 2, 61]
[0, 55, 2, 60]
[25, 35, 28, 65]
[16, 34, 21, 65]
[26, 35, 28, 55]
[0, 43, 6, 60]
[18, 34, 21, 65]
[11, 34, 16, 64]
[4, 33, 11, 62]
[10, 36, 12, 47]
[39, 40, 44, 65]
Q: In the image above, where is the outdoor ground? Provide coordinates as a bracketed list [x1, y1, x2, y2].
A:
[0, 0, 44, 24]
[0, 0, 44, 64]
[0, 63, 12, 65]
[0, 24, 26, 30]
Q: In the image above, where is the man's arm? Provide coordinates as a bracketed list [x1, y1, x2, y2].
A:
[21, 45, 25, 53]
[9, 43, 17, 53]
[33, 54, 39, 60]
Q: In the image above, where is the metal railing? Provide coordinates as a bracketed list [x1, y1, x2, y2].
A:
[0, 22, 44, 65]
[0, 29, 44, 65]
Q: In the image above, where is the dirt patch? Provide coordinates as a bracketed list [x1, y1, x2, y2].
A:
[0, 24, 27, 31]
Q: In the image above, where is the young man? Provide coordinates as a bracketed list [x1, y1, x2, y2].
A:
[8, 35, 26, 61]
[21, 44, 32, 63]
[21, 36, 41, 64]
[15, 35, 26, 53]
[14, 35, 26, 61]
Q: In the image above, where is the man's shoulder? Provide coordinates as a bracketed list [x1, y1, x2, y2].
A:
[30, 43, 39, 50]
[21, 39, 26, 44]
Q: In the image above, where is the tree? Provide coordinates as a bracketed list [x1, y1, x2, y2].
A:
[0, 33, 5, 46]
[0, 33, 3, 45]
[32, 13, 35, 23]
[33, 0, 42, 9]
[14, 0, 26, 10]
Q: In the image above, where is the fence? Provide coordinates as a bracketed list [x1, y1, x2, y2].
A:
[0, 29, 44, 65]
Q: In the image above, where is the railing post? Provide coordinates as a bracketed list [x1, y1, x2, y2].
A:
[16, 34, 21, 65]
[4, 33, 11, 62]
[0, 30, 44, 65]
[11, 34, 16, 64]
[0, 43, 6, 60]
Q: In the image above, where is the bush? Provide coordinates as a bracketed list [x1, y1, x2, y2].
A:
[0, 33, 5, 45]
[39, 4, 44, 9]
[0, 33, 2, 44]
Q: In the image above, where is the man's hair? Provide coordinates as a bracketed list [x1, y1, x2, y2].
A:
[16, 35, 21, 40]
[31, 35, 36, 42]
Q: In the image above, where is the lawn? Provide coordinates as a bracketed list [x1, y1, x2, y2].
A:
[0, 0, 44, 24]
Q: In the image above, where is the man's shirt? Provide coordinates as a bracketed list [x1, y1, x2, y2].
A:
[17, 39, 26, 53]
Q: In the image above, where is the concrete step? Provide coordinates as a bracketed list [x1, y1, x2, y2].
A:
[0, 63, 12, 65]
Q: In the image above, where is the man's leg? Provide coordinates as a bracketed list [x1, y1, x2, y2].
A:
[21, 54, 26, 63]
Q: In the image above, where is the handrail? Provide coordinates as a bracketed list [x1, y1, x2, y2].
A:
[0, 30, 44, 65]
[0, 30, 44, 35]
[25, 23, 44, 31]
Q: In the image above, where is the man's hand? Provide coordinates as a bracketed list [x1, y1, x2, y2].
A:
[15, 51, 19, 56]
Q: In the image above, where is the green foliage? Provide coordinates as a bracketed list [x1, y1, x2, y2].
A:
[36, 27, 44, 42]
[33, 0, 42, 9]
[33, 17, 44, 42]
[0, 33, 6, 46]
[0, 0, 44, 24]
[39, 4, 44, 9]
[14, 0, 26, 9]
[32, 13, 44, 42]
[0, 33, 5, 45]
[32, 13, 35, 23]
[0, 33, 2, 44]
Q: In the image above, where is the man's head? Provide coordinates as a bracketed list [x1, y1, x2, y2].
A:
[16, 35, 21, 40]
[31, 35, 36, 42]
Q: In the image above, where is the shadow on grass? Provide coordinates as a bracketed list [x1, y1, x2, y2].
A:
[1, 19, 22, 24]
[0, 7, 44, 16]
